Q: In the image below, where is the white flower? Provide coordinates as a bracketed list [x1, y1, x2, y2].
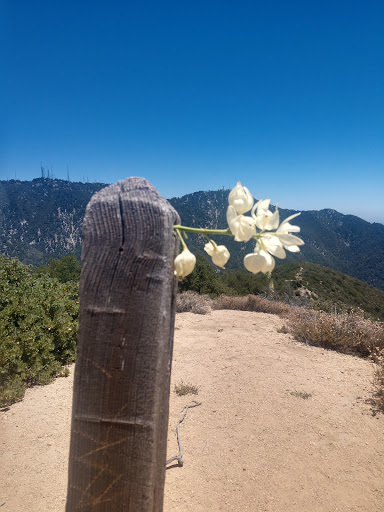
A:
[249, 206, 304, 255]
[226, 205, 256, 242]
[204, 241, 230, 268]
[228, 182, 254, 214]
[274, 212, 303, 251]
[244, 249, 275, 274]
[252, 199, 280, 231]
[174, 248, 196, 279]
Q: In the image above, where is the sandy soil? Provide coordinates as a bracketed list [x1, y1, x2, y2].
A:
[1, 310, 383, 511]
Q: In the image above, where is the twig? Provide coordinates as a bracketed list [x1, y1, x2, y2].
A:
[166, 401, 202, 467]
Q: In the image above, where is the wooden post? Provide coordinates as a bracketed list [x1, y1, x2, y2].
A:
[66, 177, 180, 511]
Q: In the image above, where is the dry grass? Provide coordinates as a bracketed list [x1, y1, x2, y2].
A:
[373, 349, 384, 411]
[174, 381, 199, 396]
[212, 294, 291, 315]
[290, 391, 312, 400]
[283, 308, 384, 358]
[176, 291, 212, 315]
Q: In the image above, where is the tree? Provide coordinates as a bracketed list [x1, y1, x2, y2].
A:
[34, 253, 81, 282]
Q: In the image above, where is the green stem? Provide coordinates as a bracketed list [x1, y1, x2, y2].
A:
[174, 225, 233, 236]
[203, 233, 220, 250]
[175, 228, 187, 250]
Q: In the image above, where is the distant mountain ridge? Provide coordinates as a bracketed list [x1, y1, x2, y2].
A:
[169, 189, 384, 291]
[1, 178, 383, 290]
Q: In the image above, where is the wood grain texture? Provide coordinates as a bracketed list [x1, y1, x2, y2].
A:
[66, 177, 180, 511]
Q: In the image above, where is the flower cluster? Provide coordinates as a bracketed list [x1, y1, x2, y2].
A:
[174, 182, 304, 279]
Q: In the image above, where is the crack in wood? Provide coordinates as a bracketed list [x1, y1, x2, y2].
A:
[74, 415, 153, 427]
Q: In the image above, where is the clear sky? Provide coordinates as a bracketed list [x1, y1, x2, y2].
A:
[1, 1, 383, 223]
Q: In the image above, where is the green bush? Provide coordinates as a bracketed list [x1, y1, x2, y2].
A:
[178, 254, 269, 297]
[33, 253, 81, 283]
[178, 255, 232, 297]
[0, 256, 79, 406]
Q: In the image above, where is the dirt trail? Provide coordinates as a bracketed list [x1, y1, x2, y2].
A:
[1, 310, 383, 511]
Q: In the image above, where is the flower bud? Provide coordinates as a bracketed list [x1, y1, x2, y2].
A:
[204, 241, 230, 268]
[228, 182, 254, 214]
[174, 248, 196, 279]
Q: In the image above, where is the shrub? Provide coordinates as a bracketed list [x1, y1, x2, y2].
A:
[0, 256, 79, 406]
[283, 308, 384, 358]
[176, 291, 212, 315]
[178, 255, 269, 298]
[373, 350, 384, 411]
[33, 253, 81, 283]
[212, 294, 291, 316]
[178, 255, 235, 297]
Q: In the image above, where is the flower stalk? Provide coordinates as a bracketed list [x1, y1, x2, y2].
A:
[174, 225, 233, 236]
[173, 181, 304, 277]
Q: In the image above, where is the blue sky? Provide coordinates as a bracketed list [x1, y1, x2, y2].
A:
[1, 1, 383, 223]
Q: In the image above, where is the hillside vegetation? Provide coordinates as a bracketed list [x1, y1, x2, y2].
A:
[272, 262, 384, 321]
[180, 257, 384, 321]
[1, 178, 383, 290]
[1, 253, 384, 411]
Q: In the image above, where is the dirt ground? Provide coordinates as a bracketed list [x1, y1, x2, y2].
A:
[1, 310, 383, 511]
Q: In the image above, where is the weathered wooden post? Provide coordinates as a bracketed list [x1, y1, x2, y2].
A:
[66, 177, 180, 511]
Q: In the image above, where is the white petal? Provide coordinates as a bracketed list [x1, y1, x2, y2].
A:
[254, 213, 267, 230]
[285, 245, 301, 253]
[174, 249, 196, 278]
[227, 208, 256, 242]
[280, 212, 301, 225]
[228, 182, 254, 214]
[262, 236, 286, 259]
[277, 213, 301, 233]
[204, 241, 215, 256]
[257, 199, 270, 212]
[264, 205, 280, 230]
[211, 245, 230, 268]
[276, 233, 304, 246]
[251, 200, 262, 219]
[277, 222, 301, 233]
[244, 253, 265, 274]
[244, 250, 275, 274]
[228, 182, 242, 205]
[226, 205, 237, 226]
[254, 210, 274, 230]
[238, 217, 256, 242]
[268, 244, 286, 259]
[243, 186, 254, 205]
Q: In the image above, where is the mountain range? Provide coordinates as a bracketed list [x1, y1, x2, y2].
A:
[1, 177, 383, 291]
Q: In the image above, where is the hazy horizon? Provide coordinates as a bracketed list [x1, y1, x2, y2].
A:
[1, 174, 382, 225]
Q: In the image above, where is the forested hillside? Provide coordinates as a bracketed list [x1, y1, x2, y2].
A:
[1, 178, 383, 290]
